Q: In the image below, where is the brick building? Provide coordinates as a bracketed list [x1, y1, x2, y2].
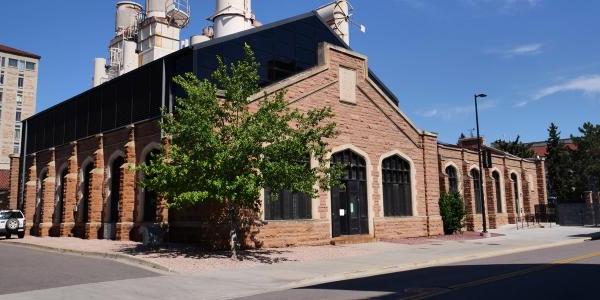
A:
[0, 44, 39, 169]
[439, 138, 546, 231]
[7, 5, 546, 247]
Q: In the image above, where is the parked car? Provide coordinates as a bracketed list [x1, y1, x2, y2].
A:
[0, 210, 25, 239]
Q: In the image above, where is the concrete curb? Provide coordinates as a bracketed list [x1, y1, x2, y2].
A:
[5, 241, 174, 274]
[229, 237, 593, 299]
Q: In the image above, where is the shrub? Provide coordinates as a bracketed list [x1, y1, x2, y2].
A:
[439, 192, 466, 235]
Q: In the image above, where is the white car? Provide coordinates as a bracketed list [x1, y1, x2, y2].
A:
[0, 210, 25, 239]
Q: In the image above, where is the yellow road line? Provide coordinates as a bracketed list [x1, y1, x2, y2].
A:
[403, 251, 600, 300]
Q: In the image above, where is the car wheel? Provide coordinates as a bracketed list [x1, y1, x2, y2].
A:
[6, 218, 18, 231]
[17, 232, 24, 239]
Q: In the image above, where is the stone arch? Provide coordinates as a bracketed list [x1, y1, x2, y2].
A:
[378, 150, 418, 217]
[468, 164, 480, 175]
[329, 145, 372, 237]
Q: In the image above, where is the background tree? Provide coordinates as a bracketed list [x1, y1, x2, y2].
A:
[491, 135, 535, 158]
[140, 45, 339, 259]
[571, 122, 600, 196]
[545, 123, 577, 202]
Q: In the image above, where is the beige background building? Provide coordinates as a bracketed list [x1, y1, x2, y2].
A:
[0, 44, 40, 170]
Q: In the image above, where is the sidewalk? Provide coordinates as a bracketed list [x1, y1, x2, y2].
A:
[2, 225, 599, 300]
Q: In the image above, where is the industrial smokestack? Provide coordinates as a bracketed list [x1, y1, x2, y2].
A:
[93, 58, 107, 87]
[211, 0, 255, 38]
[146, 0, 167, 18]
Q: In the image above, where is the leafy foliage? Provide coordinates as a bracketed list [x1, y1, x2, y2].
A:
[438, 192, 466, 235]
[139, 44, 339, 257]
[492, 135, 535, 158]
[571, 122, 600, 195]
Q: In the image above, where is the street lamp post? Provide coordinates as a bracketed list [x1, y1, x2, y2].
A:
[474, 93, 490, 237]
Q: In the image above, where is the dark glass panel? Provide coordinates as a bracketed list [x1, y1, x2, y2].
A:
[75, 94, 89, 139]
[116, 78, 132, 127]
[88, 89, 102, 135]
[101, 83, 117, 131]
[132, 68, 150, 122]
[149, 63, 163, 116]
[64, 101, 76, 143]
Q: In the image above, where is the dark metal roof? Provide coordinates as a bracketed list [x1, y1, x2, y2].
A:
[22, 9, 402, 155]
[0, 44, 41, 60]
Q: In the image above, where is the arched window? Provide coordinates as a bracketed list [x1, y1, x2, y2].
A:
[264, 155, 312, 220]
[471, 169, 483, 214]
[382, 155, 412, 217]
[446, 165, 459, 194]
[511, 173, 520, 214]
[492, 171, 502, 213]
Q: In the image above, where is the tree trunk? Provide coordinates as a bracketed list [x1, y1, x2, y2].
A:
[228, 200, 239, 260]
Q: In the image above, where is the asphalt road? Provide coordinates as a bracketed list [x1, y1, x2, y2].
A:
[0, 242, 159, 295]
[240, 240, 600, 300]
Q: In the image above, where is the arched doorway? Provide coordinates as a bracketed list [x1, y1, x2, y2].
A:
[54, 168, 68, 225]
[142, 150, 160, 223]
[106, 156, 125, 240]
[34, 170, 48, 229]
[80, 163, 94, 225]
[331, 149, 368, 237]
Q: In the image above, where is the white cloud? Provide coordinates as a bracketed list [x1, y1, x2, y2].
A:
[461, 0, 542, 13]
[534, 75, 600, 100]
[510, 43, 543, 55]
[485, 43, 543, 58]
[513, 101, 529, 108]
[416, 100, 496, 119]
[516, 74, 600, 107]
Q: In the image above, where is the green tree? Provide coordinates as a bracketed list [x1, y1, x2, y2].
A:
[572, 122, 600, 195]
[492, 135, 535, 158]
[140, 45, 339, 259]
[439, 192, 466, 234]
[545, 123, 577, 201]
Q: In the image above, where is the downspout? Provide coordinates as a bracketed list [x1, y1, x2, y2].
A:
[422, 134, 430, 236]
[18, 120, 28, 210]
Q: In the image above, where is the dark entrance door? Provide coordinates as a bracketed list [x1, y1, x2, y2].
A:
[331, 150, 368, 237]
[107, 157, 124, 240]
[81, 164, 93, 224]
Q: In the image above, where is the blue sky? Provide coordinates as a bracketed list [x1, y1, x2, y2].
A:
[1, 0, 598, 144]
